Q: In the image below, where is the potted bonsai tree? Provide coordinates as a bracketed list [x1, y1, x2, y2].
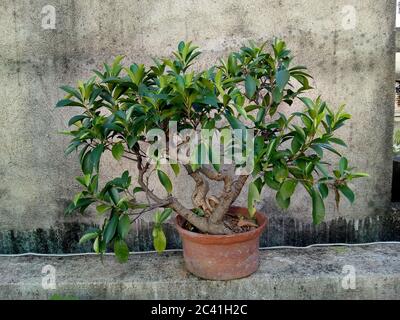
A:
[57, 39, 367, 280]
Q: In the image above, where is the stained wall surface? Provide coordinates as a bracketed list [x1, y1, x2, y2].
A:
[0, 1, 396, 252]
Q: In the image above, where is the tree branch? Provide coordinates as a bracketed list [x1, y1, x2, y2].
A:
[210, 175, 249, 224]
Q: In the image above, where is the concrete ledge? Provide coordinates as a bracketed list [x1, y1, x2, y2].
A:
[0, 244, 399, 300]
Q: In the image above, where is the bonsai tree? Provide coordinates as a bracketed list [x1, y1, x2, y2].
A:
[57, 39, 367, 262]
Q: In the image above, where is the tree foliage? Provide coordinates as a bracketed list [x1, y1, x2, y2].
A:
[57, 39, 367, 262]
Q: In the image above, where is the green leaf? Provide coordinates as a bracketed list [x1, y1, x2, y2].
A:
[351, 172, 369, 179]
[81, 150, 94, 175]
[225, 110, 247, 131]
[76, 174, 91, 188]
[279, 179, 297, 200]
[65, 141, 81, 155]
[157, 170, 173, 194]
[317, 143, 342, 157]
[90, 144, 104, 172]
[273, 165, 288, 183]
[127, 135, 137, 149]
[93, 237, 100, 253]
[276, 191, 290, 209]
[247, 182, 261, 218]
[272, 86, 282, 103]
[178, 41, 185, 53]
[96, 204, 111, 215]
[73, 192, 82, 206]
[255, 108, 266, 124]
[276, 68, 290, 91]
[132, 186, 144, 194]
[103, 214, 119, 243]
[64, 198, 95, 215]
[159, 208, 173, 223]
[60, 85, 83, 101]
[170, 163, 180, 176]
[109, 187, 120, 205]
[214, 69, 225, 96]
[265, 171, 280, 190]
[245, 75, 257, 98]
[192, 208, 205, 217]
[56, 99, 84, 108]
[114, 238, 129, 263]
[152, 227, 167, 254]
[329, 137, 347, 147]
[291, 136, 302, 154]
[339, 157, 348, 176]
[68, 115, 88, 126]
[318, 183, 329, 199]
[88, 174, 99, 193]
[93, 237, 106, 254]
[299, 97, 314, 110]
[265, 138, 277, 161]
[79, 231, 99, 244]
[118, 215, 131, 239]
[338, 185, 355, 204]
[112, 143, 124, 161]
[311, 187, 325, 225]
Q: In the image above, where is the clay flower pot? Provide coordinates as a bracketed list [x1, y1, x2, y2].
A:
[175, 206, 268, 280]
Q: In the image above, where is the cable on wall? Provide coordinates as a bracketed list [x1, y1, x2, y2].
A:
[0, 241, 399, 258]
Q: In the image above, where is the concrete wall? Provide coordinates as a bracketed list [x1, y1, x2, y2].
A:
[0, 0, 397, 252]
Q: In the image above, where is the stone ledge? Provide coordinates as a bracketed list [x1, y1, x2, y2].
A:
[0, 244, 399, 300]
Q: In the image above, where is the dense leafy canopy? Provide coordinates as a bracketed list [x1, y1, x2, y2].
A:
[58, 39, 367, 262]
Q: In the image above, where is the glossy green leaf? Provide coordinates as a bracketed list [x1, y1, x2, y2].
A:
[68, 115, 88, 126]
[318, 183, 329, 199]
[273, 165, 288, 183]
[112, 143, 124, 161]
[152, 227, 167, 253]
[81, 150, 94, 175]
[114, 238, 129, 263]
[272, 87, 282, 103]
[93, 237, 106, 254]
[245, 75, 257, 98]
[339, 157, 348, 176]
[96, 204, 111, 215]
[103, 214, 119, 243]
[79, 231, 99, 244]
[170, 163, 180, 176]
[338, 185, 355, 204]
[279, 179, 297, 200]
[248, 182, 261, 218]
[225, 110, 247, 131]
[109, 187, 120, 205]
[56, 99, 84, 108]
[90, 144, 104, 172]
[311, 187, 325, 225]
[118, 214, 131, 239]
[276, 191, 290, 209]
[159, 208, 173, 223]
[157, 170, 173, 194]
[60, 85, 83, 101]
[276, 68, 290, 91]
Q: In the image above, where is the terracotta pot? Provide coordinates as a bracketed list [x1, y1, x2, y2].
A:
[175, 206, 268, 280]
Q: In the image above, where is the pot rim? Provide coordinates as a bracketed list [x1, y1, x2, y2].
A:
[175, 206, 268, 245]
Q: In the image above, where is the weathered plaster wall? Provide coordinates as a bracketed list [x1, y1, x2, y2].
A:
[0, 0, 396, 252]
